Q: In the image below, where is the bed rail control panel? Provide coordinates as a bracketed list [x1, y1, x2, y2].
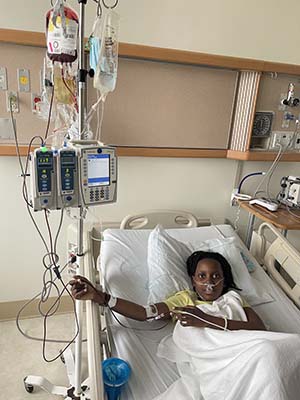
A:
[57, 149, 79, 209]
[29, 148, 56, 211]
[78, 146, 117, 206]
[261, 223, 300, 308]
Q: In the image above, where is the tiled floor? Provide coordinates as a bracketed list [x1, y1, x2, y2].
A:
[0, 313, 88, 400]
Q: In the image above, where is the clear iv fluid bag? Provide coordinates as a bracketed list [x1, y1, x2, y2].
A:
[94, 10, 120, 98]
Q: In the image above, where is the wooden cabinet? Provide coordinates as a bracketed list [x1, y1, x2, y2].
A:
[227, 69, 300, 161]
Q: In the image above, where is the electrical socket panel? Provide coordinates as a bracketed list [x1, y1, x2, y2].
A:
[31, 93, 42, 113]
[230, 189, 239, 206]
[6, 91, 19, 113]
[0, 117, 15, 139]
[17, 68, 30, 92]
[68, 242, 78, 258]
[295, 133, 300, 150]
[0, 67, 7, 90]
[278, 93, 287, 111]
[270, 131, 294, 149]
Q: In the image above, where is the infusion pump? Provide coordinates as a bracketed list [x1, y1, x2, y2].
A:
[29, 145, 117, 211]
[78, 146, 117, 206]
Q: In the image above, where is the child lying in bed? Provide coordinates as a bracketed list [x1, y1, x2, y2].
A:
[70, 250, 265, 331]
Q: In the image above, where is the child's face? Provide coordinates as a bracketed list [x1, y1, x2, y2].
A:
[192, 259, 225, 301]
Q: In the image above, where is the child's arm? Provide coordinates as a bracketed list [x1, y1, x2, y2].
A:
[70, 275, 170, 321]
[172, 306, 266, 331]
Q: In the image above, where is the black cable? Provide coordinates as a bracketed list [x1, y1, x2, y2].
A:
[54, 208, 65, 256]
[44, 209, 58, 271]
[9, 100, 44, 207]
[39, 280, 61, 317]
[42, 278, 80, 363]
[10, 106, 25, 177]
[92, 0, 103, 17]
[22, 135, 45, 207]
[16, 260, 85, 344]
[102, 0, 119, 9]
[26, 204, 50, 253]
[44, 85, 55, 142]
[42, 209, 81, 362]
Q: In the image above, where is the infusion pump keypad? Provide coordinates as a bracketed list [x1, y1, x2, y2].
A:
[80, 147, 117, 205]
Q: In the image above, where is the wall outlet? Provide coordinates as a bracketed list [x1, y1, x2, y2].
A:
[68, 242, 78, 258]
[295, 133, 300, 150]
[0, 67, 7, 90]
[278, 93, 287, 111]
[6, 91, 19, 113]
[230, 188, 239, 206]
[270, 131, 294, 149]
[31, 93, 42, 113]
[0, 117, 15, 140]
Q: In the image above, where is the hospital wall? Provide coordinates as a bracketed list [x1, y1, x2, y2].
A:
[1, 0, 300, 304]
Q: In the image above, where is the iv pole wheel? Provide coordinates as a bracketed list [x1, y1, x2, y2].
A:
[23, 377, 34, 393]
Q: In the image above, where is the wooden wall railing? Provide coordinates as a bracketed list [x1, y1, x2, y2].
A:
[1, 29, 300, 160]
[2, 28, 300, 74]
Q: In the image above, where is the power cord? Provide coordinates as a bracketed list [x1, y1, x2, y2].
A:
[16, 258, 86, 345]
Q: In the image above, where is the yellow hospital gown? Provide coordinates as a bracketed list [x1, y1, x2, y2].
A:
[163, 289, 249, 310]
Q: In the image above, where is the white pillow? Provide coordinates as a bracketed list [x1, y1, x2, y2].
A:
[147, 225, 193, 303]
[147, 225, 273, 307]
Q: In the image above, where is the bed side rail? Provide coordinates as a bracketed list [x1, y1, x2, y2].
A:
[120, 209, 209, 230]
[254, 223, 300, 307]
[83, 227, 105, 400]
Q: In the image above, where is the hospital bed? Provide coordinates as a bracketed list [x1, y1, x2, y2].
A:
[79, 210, 300, 400]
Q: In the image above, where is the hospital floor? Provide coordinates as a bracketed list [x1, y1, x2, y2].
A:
[0, 313, 88, 400]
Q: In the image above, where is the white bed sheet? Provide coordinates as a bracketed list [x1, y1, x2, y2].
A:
[99, 224, 300, 400]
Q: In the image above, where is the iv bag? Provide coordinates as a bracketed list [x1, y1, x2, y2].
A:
[46, 2, 79, 64]
[94, 10, 120, 99]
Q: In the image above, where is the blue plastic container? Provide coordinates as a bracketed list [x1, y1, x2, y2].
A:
[102, 358, 131, 400]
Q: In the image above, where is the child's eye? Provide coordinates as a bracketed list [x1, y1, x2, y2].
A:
[197, 273, 206, 279]
[213, 273, 220, 279]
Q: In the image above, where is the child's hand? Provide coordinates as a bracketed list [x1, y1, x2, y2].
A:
[171, 306, 209, 328]
[69, 275, 105, 304]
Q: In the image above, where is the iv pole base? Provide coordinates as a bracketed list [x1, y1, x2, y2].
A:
[24, 375, 68, 397]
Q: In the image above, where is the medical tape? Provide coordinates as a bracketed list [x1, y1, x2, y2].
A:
[108, 295, 117, 309]
[145, 304, 159, 319]
[196, 278, 224, 291]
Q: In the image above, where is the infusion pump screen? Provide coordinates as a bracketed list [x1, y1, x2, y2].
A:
[87, 154, 110, 186]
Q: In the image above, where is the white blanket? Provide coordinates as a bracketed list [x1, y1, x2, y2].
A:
[156, 291, 300, 400]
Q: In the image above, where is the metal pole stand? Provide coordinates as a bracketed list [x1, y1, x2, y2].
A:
[23, 0, 105, 398]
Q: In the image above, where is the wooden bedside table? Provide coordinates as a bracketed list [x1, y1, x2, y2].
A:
[238, 200, 300, 248]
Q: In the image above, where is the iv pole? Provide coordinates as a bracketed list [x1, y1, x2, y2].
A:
[75, 1, 104, 398]
[24, 2, 105, 398]
[24, 0, 104, 400]
[73, 0, 86, 397]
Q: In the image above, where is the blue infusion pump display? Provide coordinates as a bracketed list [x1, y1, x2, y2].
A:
[87, 153, 110, 187]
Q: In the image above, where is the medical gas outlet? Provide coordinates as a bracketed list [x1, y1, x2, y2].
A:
[6, 91, 19, 113]
[270, 131, 294, 150]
